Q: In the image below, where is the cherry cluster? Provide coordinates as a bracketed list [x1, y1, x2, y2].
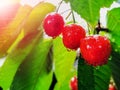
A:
[43, 13, 111, 67]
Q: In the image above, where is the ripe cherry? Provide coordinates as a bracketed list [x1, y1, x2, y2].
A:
[80, 35, 111, 66]
[109, 83, 116, 90]
[70, 76, 78, 90]
[43, 13, 64, 38]
[62, 24, 86, 50]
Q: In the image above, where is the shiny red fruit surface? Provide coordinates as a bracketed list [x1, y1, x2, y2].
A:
[109, 84, 116, 90]
[70, 76, 78, 90]
[62, 24, 86, 50]
[43, 13, 64, 38]
[80, 35, 111, 66]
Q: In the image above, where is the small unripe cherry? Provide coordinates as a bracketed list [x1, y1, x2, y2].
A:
[43, 13, 64, 38]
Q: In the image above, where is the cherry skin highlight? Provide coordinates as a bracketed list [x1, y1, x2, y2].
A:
[62, 24, 86, 50]
[109, 83, 116, 90]
[80, 35, 111, 66]
[70, 76, 78, 90]
[43, 13, 64, 38]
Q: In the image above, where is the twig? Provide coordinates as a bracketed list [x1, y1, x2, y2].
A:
[71, 10, 76, 23]
[87, 22, 91, 35]
[56, 0, 63, 13]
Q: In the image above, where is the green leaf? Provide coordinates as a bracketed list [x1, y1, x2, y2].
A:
[0, 5, 32, 57]
[23, 2, 55, 34]
[64, 0, 69, 3]
[55, 71, 76, 90]
[107, 7, 120, 46]
[94, 64, 111, 90]
[0, 30, 42, 90]
[53, 37, 76, 90]
[70, 0, 115, 26]
[0, 2, 55, 58]
[100, 0, 116, 7]
[10, 39, 53, 90]
[78, 58, 94, 90]
[109, 47, 120, 90]
[107, 8, 120, 89]
[78, 57, 111, 90]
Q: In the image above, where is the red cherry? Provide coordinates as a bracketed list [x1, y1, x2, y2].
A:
[109, 84, 116, 90]
[80, 35, 111, 66]
[43, 13, 64, 38]
[70, 76, 78, 90]
[0, 3, 20, 29]
[62, 24, 86, 50]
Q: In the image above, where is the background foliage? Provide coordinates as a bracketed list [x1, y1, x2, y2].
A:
[0, 0, 120, 90]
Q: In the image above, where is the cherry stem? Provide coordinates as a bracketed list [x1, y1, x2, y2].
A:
[87, 22, 91, 35]
[96, 20, 101, 34]
[65, 11, 72, 20]
[56, 0, 63, 13]
[60, 9, 71, 15]
[95, 20, 109, 34]
[71, 10, 76, 23]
